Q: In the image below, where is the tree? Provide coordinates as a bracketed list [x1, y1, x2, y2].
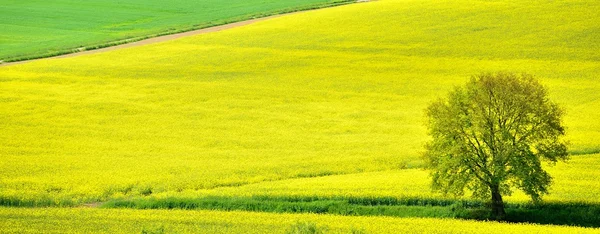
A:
[423, 73, 568, 219]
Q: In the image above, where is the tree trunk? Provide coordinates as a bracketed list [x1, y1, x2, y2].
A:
[491, 185, 506, 220]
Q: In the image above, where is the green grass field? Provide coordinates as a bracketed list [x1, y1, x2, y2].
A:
[0, 0, 350, 62]
[1, 0, 599, 232]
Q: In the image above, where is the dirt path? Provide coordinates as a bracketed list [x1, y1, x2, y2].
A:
[0, 0, 372, 68]
[81, 202, 104, 208]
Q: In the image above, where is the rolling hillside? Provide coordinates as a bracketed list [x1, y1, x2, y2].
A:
[0, 0, 599, 232]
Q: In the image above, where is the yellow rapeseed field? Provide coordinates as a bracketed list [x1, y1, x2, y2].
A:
[1, 208, 598, 233]
[0, 0, 599, 225]
[142, 153, 600, 204]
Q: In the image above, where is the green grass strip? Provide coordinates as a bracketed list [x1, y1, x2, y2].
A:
[99, 195, 600, 228]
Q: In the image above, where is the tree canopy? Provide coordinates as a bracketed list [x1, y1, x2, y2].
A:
[423, 73, 568, 218]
